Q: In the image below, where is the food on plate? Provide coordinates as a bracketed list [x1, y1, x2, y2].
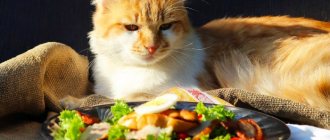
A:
[51, 94, 264, 140]
[118, 109, 199, 132]
[134, 93, 179, 115]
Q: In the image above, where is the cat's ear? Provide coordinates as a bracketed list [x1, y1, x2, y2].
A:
[92, 0, 106, 6]
[92, 0, 112, 9]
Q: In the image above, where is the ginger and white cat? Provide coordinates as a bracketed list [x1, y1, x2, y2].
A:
[89, 0, 330, 111]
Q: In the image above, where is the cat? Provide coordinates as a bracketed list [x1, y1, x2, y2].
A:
[89, 0, 330, 111]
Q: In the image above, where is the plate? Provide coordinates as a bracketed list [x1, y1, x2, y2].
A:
[42, 102, 290, 140]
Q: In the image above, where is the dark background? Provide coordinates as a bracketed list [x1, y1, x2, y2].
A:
[1, 0, 330, 62]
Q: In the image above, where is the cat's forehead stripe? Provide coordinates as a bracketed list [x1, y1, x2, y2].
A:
[107, 0, 186, 24]
[143, 2, 165, 22]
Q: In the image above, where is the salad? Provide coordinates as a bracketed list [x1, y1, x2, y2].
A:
[50, 94, 264, 140]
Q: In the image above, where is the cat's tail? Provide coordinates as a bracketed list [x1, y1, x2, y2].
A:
[213, 49, 330, 111]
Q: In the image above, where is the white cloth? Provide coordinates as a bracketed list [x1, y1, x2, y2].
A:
[288, 124, 330, 140]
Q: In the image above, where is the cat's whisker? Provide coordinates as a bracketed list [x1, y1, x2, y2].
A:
[179, 48, 204, 51]
[164, 47, 191, 52]
[184, 6, 198, 12]
[169, 55, 187, 66]
[168, 55, 183, 66]
[79, 48, 91, 54]
[184, 42, 194, 47]
[88, 60, 96, 70]
[201, 0, 210, 5]
[165, 0, 197, 13]
[166, 0, 185, 9]
[183, 42, 214, 50]
[164, 8, 186, 16]
[170, 50, 194, 61]
[163, 2, 187, 15]
[164, 47, 192, 58]
[187, 46, 214, 51]
[169, 46, 213, 51]
[184, 42, 215, 50]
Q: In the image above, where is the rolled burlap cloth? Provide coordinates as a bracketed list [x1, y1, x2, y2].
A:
[0, 42, 91, 118]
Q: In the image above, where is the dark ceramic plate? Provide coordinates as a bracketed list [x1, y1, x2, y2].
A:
[42, 102, 290, 140]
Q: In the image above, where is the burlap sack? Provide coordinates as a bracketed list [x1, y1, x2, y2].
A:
[0, 42, 91, 117]
[0, 42, 92, 140]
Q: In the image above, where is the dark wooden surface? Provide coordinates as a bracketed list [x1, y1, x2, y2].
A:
[1, 0, 330, 62]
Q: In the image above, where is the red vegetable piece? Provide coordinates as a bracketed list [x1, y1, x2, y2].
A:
[79, 127, 85, 133]
[178, 132, 189, 139]
[198, 114, 203, 121]
[230, 137, 241, 140]
[77, 111, 100, 125]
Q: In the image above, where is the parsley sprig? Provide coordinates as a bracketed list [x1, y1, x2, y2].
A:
[106, 100, 134, 140]
[54, 110, 85, 140]
[195, 102, 235, 121]
[109, 100, 134, 124]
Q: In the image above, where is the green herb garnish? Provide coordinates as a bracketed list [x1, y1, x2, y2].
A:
[213, 133, 231, 140]
[195, 102, 235, 121]
[200, 134, 210, 140]
[146, 134, 156, 140]
[157, 133, 172, 140]
[200, 133, 231, 140]
[54, 110, 85, 140]
[108, 124, 129, 140]
[146, 133, 172, 140]
[106, 100, 133, 140]
[109, 100, 133, 124]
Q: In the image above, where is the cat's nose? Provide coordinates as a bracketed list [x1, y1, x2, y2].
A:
[146, 45, 158, 55]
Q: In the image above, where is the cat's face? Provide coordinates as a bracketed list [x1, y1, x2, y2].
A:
[91, 0, 192, 65]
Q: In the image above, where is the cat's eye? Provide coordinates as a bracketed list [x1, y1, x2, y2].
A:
[159, 23, 173, 31]
[124, 24, 139, 31]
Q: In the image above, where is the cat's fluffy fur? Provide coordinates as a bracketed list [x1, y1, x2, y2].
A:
[89, 0, 330, 111]
[198, 17, 330, 111]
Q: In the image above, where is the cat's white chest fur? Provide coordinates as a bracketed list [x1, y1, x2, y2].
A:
[105, 65, 183, 98]
[91, 37, 205, 99]
[93, 48, 205, 99]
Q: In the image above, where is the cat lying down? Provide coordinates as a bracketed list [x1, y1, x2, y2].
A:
[89, 0, 330, 111]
